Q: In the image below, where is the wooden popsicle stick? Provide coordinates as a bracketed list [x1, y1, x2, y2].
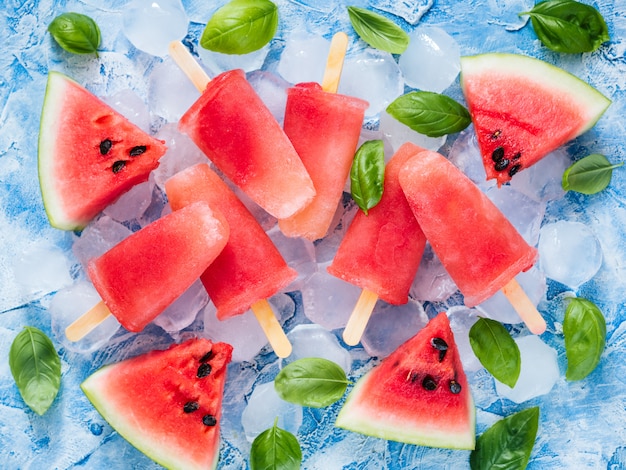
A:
[501, 278, 547, 335]
[168, 40, 211, 93]
[342, 288, 379, 346]
[65, 300, 112, 342]
[251, 299, 293, 358]
[321, 32, 349, 93]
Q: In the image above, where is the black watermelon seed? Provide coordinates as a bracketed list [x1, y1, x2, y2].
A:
[491, 130, 501, 139]
[197, 363, 212, 378]
[512, 152, 521, 161]
[199, 350, 214, 363]
[129, 145, 147, 157]
[494, 158, 510, 172]
[422, 375, 437, 391]
[111, 160, 126, 173]
[202, 415, 217, 426]
[491, 146, 505, 162]
[509, 163, 522, 177]
[183, 401, 200, 413]
[99, 139, 112, 155]
[431, 337, 448, 362]
[449, 380, 462, 394]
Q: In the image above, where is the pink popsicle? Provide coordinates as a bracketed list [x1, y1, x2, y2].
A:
[178, 68, 315, 220]
[328, 143, 428, 345]
[86, 201, 229, 333]
[279, 82, 368, 240]
[398, 150, 546, 334]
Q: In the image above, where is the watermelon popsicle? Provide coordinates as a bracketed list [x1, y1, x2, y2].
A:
[65, 201, 229, 340]
[279, 32, 369, 240]
[168, 41, 315, 220]
[398, 150, 546, 334]
[165, 163, 297, 358]
[327, 143, 428, 346]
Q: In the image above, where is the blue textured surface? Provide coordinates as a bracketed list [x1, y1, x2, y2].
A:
[1, 0, 626, 469]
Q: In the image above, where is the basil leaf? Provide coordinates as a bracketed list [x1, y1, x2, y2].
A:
[347, 6, 409, 54]
[469, 318, 521, 388]
[563, 297, 606, 381]
[562, 154, 623, 195]
[520, 0, 610, 53]
[350, 140, 385, 215]
[250, 418, 302, 470]
[9, 326, 62, 415]
[200, 0, 278, 54]
[470, 407, 540, 470]
[274, 357, 349, 408]
[386, 91, 471, 138]
[48, 12, 101, 56]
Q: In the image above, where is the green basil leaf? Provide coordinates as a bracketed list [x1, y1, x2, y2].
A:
[9, 326, 62, 415]
[274, 357, 349, 408]
[350, 140, 385, 215]
[470, 407, 540, 470]
[562, 154, 623, 194]
[347, 6, 409, 54]
[563, 297, 606, 381]
[250, 418, 302, 470]
[520, 0, 610, 53]
[200, 0, 278, 54]
[386, 91, 471, 138]
[469, 318, 521, 388]
[48, 12, 101, 56]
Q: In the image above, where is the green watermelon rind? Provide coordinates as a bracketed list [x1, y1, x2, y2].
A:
[38, 71, 72, 229]
[460, 52, 611, 134]
[335, 372, 476, 450]
[80, 363, 220, 470]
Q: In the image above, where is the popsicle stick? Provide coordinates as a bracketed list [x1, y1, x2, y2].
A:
[321, 32, 349, 93]
[65, 300, 111, 342]
[501, 278, 547, 335]
[251, 299, 293, 358]
[168, 40, 211, 92]
[343, 289, 379, 346]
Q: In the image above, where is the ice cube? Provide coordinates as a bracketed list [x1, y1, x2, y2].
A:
[301, 268, 362, 331]
[476, 267, 546, 325]
[410, 244, 458, 303]
[240, 381, 303, 442]
[198, 45, 270, 75]
[49, 281, 121, 353]
[277, 32, 331, 85]
[372, 0, 435, 25]
[338, 49, 404, 118]
[72, 216, 133, 269]
[152, 280, 209, 333]
[266, 226, 317, 292]
[203, 293, 295, 363]
[509, 148, 570, 202]
[148, 57, 200, 122]
[282, 324, 352, 372]
[361, 300, 429, 358]
[247, 70, 290, 125]
[398, 26, 461, 93]
[380, 110, 447, 153]
[103, 88, 152, 133]
[122, 0, 189, 57]
[538, 220, 603, 288]
[102, 180, 155, 223]
[446, 127, 493, 189]
[447, 307, 482, 372]
[495, 335, 559, 403]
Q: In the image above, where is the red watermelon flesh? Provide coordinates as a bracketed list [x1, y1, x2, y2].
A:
[81, 338, 233, 470]
[38, 71, 167, 231]
[335, 312, 475, 450]
[460, 53, 611, 185]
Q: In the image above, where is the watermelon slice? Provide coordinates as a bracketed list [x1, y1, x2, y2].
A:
[335, 312, 475, 450]
[38, 71, 167, 231]
[460, 53, 611, 185]
[81, 338, 233, 470]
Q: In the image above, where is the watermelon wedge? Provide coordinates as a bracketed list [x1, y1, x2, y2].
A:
[460, 53, 611, 185]
[38, 71, 167, 231]
[335, 312, 475, 450]
[81, 338, 233, 470]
